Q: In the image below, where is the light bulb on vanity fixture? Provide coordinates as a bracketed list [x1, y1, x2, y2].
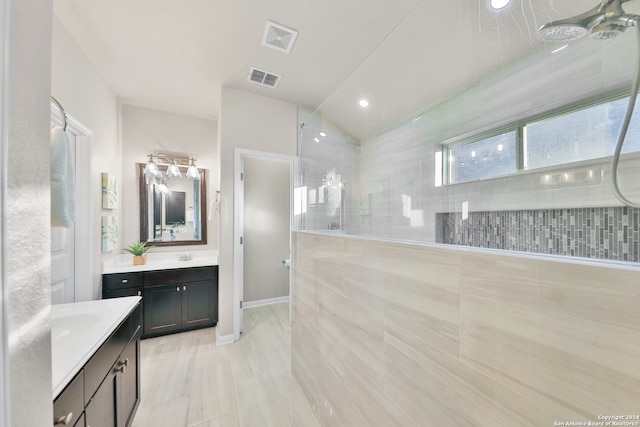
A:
[166, 160, 183, 179]
[186, 158, 199, 179]
[156, 180, 171, 194]
[143, 154, 162, 178]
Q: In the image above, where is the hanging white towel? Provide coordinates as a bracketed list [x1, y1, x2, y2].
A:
[50, 126, 76, 227]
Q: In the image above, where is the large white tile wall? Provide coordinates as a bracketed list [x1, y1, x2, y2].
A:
[292, 231, 640, 426]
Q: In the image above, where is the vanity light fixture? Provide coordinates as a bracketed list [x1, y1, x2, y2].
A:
[144, 153, 200, 180]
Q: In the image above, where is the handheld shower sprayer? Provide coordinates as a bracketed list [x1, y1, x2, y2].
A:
[537, 0, 640, 208]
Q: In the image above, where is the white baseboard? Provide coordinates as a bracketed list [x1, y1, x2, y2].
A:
[216, 333, 235, 346]
[243, 296, 290, 309]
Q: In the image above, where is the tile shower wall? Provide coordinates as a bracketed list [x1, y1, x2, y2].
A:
[437, 206, 640, 262]
[292, 231, 640, 427]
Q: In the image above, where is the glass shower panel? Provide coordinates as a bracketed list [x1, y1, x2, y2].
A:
[297, 110, 360, 233]
[297, 0, 640, 264]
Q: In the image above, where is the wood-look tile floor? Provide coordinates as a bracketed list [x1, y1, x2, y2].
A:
[132, 303, 321, 427]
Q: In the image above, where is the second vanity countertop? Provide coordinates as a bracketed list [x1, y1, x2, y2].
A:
[51, 296, 141, 398]
[102, 249, 218, 274]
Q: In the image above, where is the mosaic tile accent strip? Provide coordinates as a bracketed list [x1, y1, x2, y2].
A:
[436, 206, 640, 263]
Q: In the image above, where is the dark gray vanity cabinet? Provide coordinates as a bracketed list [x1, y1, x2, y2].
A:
[102, 266, 218, 339]
[53, 303, 141, 427]
[143, 266, 218, 338]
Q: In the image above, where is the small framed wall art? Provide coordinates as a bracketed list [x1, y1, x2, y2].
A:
[101, 215, 118, 252]
[102, 172, 118, 209]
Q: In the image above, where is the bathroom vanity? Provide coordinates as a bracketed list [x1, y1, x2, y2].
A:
[52, 296, 142, 427]
[101, 251, 218, 338]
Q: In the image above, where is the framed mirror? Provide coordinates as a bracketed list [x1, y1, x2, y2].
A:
[138, 163, 208, 246]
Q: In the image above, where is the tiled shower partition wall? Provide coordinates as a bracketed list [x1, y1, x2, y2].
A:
[437, 206, 640, 262]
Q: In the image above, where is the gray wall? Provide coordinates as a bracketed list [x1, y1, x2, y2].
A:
[218, 87, 298, 340]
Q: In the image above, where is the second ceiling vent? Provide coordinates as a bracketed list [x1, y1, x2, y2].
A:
[262, 21, 298, 53]
[248, 67, 281, 89]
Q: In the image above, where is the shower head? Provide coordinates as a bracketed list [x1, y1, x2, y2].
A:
[590, 20, 626, 39]
[537, 0, 639, 42]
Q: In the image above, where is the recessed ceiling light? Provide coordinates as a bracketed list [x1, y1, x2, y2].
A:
[319, 131, 327, 137]
[490, 0, 511, 10]
[314, 137, 320, 143]
[358, 98, 370, 108]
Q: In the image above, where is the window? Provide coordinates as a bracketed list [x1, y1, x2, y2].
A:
[448, 130, 517, 184]
[441, 93, 640, 185]
[525, 96, 640, 169]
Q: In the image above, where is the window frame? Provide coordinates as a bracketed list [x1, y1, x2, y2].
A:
[439, 88, 633, 186]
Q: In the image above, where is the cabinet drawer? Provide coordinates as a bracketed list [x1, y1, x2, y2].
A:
[54, 370, 83, 427]
[103, 287, 142, 299]
[144, 266, 215, 286]
[103, 272, 144, 291]
[84, 304, 142, 405]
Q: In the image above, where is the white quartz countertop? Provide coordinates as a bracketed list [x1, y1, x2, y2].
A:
[51, 296, 141, 398]
[102, 250, 218, 274]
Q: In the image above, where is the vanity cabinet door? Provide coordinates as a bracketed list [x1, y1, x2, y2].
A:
[85, 342, 139, 427]
[85, 370, 116, 427]
[144, 285, 182, 337]
[116, 338, 140, 427]
[182, 280, 216, 328]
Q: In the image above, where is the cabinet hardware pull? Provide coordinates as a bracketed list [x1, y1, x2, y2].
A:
[137, 290, 141, 296]
[177, 286, 180, 292]
[115, 357, 130, 373]
[122, 279, 128, 283]
[54, 412, 73, 425]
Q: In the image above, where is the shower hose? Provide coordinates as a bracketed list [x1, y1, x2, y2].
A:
[611, 22, 640, 208]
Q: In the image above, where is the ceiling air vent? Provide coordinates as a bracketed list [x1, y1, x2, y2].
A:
[262, 21, 298, 53]
[248, 67, 281, 89]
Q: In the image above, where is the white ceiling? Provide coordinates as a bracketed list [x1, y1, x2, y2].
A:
[54, 0, 607, 139]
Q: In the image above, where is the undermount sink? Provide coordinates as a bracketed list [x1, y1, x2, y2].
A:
[51, 307, 110, 341]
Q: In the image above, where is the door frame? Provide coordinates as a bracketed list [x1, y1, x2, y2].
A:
[233, 148, 297, 342]
[0, 0, 9, 423]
